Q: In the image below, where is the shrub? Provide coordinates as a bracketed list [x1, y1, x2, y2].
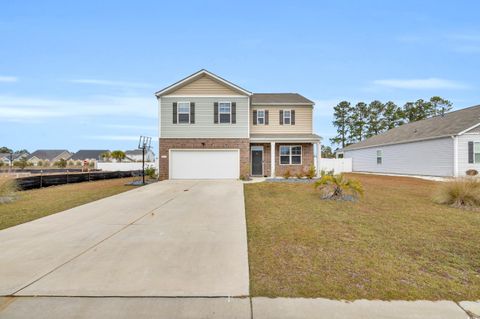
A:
[320, 169, 334, 177]
[314, 173, 363, 200]
[144, 167, 157, 179]
[0, 161, 4, 168]
[466, 169, 478, 176]
[283, 169, 292, 179]
[54, 158, 67, 168]
[295, 171, 304, 179]
[0, 177, 17, 204]
[305, 165, 316, 179]
[37, 160, 43, 167]
[13, 157, 31, 170]
[433, 178, 480, 209]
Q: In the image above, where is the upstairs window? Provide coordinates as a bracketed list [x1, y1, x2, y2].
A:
[376, 149, 382, 165]
[177, 102, 190, 124]
[257, 110, 265, 125]
[219, 102, 231, 124]
[280, 145, 302, 165]
[283, 110, 291, 125]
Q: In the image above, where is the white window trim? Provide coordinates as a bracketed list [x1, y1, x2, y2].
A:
[283, 109, 292, 125]
[177, 101, 191, 124]
[218, 101, 232, 124]
[279, 145, 302, 165]
[376, 149, 383, 165]
[474, 142, 480, 164]
[257, 109, 265, 125]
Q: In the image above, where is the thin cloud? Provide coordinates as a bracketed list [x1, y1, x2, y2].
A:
[0, 76, 18, 83]
[70, 79, 153, 88]
[373, 78, 468, 90]
[0, 95, 156, 122]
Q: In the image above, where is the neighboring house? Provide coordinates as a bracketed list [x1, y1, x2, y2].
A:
[70, 150, 110, 163]
[338, 105, 480, 177]
[125, 149, 155, 162]
[1, 152, 30, 166]
[28, 149, 72, 166]
[155, 69, 321, 180]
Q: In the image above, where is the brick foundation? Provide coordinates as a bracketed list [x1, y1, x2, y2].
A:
[159, 138, 250, 180]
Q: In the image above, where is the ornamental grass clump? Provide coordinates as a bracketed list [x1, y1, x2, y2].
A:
[433, 178, 480, 209]
[314, 173, 363, 201]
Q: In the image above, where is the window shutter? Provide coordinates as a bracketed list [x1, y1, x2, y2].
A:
[214, 102, 218, 124]
[173, 102, 177, 124]
[291, 110, 295, 125]
[279, 110, 284, 125]
[253, 110, 257, 125]
[190, 102, 195, 124]
[232, 102, 236, 124]
[468, 141, 474, 163]
[265, 110, 269, 125]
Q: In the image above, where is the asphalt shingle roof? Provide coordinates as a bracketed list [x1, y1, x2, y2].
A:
[29, 150, 70, 161]
[70, 150, 109, 161]
[342, 104, 480, 151]
[251, 93, 314, 105]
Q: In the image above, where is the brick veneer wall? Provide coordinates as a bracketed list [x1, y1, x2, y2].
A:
[159, 138, 250, 180]
[250, 143, 314, 177]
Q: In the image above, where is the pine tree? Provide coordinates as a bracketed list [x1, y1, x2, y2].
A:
[348, 102, 369, 143]
[330, 101, 352, 148]
[430, 96, 452, 116]
[383, 101, 404, 130]
[366, 100, 386, 137]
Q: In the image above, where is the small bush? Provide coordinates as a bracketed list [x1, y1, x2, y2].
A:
[0, 177, 18, 204]
[305, 165, 316, 179]
[433, 178, 480, 209]
[320, 169, 334, 177]
[283, 169, 292, 179]
[295, 171, 304, 179]
[466, 169, 478, 176]
[144, 167, 157, 179]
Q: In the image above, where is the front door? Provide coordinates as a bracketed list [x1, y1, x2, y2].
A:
[251, 148, 263, 176]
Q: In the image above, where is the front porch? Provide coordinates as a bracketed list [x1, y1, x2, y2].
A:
[249, 134, 322, 178]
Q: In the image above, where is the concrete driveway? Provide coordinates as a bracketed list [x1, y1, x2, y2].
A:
[0, 180, 249, 297]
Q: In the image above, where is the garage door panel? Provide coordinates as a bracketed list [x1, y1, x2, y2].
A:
[170, 150, 239, 179]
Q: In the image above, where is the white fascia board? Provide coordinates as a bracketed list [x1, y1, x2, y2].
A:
[458, 122, 480, 135]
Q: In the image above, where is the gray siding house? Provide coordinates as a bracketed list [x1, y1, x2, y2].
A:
[338, 105, 480, 177]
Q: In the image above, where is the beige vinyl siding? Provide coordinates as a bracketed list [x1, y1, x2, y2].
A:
[166, 75, 244, 96]
[250, 106, 313, 134]
[160, 96, 249, 138]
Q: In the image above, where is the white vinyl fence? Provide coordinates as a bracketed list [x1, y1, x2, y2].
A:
[317, 158, 352, 174]
[96, 162, 156, 172]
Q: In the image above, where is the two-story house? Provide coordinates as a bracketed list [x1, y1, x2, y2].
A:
[155, 69, 321, 180]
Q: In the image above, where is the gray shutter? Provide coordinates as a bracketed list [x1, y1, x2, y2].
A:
[231, 102, 236, 124]
[279, 110, 284, 125]
[253, 110, 257, 125]
[291, 110, 295, 125]
[265, 110, 269, 125]
[190, 102, 195, 124]
[468, 141, 474, 163]
[173, 102, 177, 124]
[214, 102, 218, 124]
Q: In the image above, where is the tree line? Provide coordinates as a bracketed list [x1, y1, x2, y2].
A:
[330, 96, 453, 148]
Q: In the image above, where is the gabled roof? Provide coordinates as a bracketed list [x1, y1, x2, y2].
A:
[29, 150, 70, 161]
[251, 93, 314, 105]
[155, 69, 252, 97]
[70, 150, 109, 160]
[342, 104, 480, 151]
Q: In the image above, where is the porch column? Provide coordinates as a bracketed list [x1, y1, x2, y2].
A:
[317, 141, 321, 177]
[270, 142, 276, 178]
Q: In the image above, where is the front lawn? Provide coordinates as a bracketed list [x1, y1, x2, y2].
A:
[244, 174, 480, 300]
[0, 177, 138, 230]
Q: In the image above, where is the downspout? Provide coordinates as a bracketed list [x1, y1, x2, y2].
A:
[452, 135, 458, 177]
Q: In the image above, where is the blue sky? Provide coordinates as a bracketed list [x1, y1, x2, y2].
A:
[1, 0, 480, 154]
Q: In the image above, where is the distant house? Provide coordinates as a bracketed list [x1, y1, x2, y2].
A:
[28, 150, 72, 166]
[338, 105, 480, 177]
[125, 149, 155, 162]
[70, 150, 109, 163]
[0, 152, 29, 166]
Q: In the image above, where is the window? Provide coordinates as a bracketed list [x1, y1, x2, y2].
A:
[219, 102, 231, 124]
[257, 110, 265, 125]
[376, 149, 382, 165]
[475, 142, 480, 163]
[280, 145, 302, 165]
[283, 110, 291, 125]
[177, 102, 190, 124]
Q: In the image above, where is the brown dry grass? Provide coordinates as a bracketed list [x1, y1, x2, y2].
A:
[244, 173, 480, 300]
[0, 178, 138, 230]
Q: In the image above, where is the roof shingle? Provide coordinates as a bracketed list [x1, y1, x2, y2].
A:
[251, 93, 314, 105]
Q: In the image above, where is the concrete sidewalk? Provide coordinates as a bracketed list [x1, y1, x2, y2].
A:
[1, 297, 478, 318]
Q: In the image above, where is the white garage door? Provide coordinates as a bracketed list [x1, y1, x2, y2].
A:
[170, 149, 240, 179]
